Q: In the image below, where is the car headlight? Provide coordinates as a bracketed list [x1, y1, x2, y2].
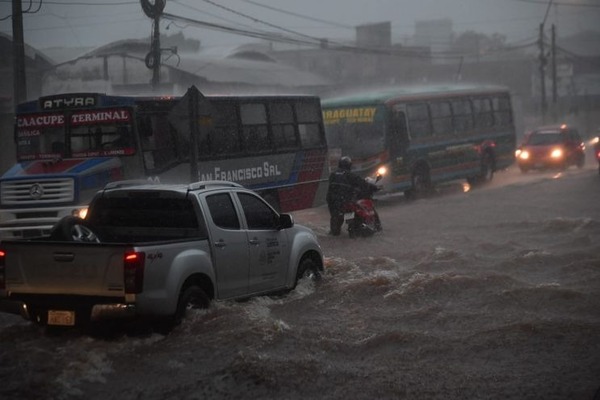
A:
[518, 150, 530, 160]
[550, 148, 563, 159]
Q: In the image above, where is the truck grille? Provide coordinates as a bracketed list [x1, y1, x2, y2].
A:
[1, 178, 75, 206]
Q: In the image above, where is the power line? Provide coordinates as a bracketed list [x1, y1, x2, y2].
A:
[237, 0, 353, 29]
[171, 0, 259, 30]
[510, 0, 600, 8]
[23, 0, 137, 4]
[162, 10, 539, 61]
[200, 0, 320, 42]
[1, 0, 43, 21]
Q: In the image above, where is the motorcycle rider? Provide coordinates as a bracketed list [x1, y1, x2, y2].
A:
[326, 156, 377, 236]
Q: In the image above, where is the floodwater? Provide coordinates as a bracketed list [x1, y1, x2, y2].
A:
[1, 165, 599, 400]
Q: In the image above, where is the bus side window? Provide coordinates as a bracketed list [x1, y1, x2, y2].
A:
[299, 124, 322, 147]
[207, 102, 240, 156]
[270, 102, 298, 149]
[295, 101, 325, 148]
[241, 102, 270, 152]
[407, 103, 431, 139]
[451, 99, 474, 133]
[492, 96, 513, 127]
[139, 114, 178, 171]
[390, 107, 409, 151]
[430, 101, 453, 136]
[472, 98, 494, 128]
[210, 126, 240, 155]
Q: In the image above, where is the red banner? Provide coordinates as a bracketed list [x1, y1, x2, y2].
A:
[71, 109, 131, 126]
[17, 113, 65, 128]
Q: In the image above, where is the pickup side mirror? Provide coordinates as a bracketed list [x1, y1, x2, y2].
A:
[278, 213, 294, 230]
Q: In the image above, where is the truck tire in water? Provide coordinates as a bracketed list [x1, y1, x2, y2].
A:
[174, 286, 210, 324]
[295, 257, 321, 286]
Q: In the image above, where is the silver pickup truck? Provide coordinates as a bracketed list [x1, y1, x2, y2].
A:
[0, 180, 323, 329]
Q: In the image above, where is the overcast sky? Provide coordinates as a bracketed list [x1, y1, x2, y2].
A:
[1, 0, 599, 51]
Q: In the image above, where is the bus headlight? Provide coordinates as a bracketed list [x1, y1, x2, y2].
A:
[72, 207, 89, 219]
[550, 148, 563, 159]
[377, 166, 387, 176]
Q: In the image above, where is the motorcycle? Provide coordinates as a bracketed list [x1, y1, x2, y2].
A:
[344, 174, 382, 238]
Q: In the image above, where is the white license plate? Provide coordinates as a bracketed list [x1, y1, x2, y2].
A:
[344, 212, 355, 220]
[47, 310, 76, 326]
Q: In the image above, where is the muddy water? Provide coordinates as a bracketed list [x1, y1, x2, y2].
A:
[1, 168, 599, 399]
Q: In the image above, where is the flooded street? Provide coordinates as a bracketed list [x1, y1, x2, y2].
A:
[1, 165, 599, 400]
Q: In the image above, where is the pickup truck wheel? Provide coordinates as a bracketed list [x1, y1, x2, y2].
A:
[174, 285, 210, 325]
[295, 257, 322, 286]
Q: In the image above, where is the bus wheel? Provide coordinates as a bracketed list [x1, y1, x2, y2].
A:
[468, 153, 494, 186]
[407, 167, 431, 199]
[480, 153, 494, 182]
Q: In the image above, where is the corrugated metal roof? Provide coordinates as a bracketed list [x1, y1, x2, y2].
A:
[174, 54, 330, 87]
[42, 39, 331, 90]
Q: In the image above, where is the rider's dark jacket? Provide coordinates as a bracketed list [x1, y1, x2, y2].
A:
[326, 169, 371, 211]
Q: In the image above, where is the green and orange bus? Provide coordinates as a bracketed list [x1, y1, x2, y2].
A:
[322, 84, 516, 196]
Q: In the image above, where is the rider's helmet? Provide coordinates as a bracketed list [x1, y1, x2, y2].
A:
[338, 156, 352, 171]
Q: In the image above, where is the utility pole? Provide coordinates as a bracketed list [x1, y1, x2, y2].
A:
[551, 24, 557, 107]
[141, 0, 166, 92]
[538, 0, 554, 122]
[12, 0, 27, 105]
[151, 14, 161, 90]
[539, 23, 547, 120]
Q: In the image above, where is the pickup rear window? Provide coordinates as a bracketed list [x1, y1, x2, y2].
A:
[88, 196, 207, 242]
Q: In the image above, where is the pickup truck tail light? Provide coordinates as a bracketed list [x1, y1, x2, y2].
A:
[123, 251, 145, 294]
[0, 249, 5, 289]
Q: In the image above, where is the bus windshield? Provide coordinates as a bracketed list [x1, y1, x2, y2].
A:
[16, 112, 66, 160]
[324, 105, 386, 158]
[16, 108, 135, 161]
